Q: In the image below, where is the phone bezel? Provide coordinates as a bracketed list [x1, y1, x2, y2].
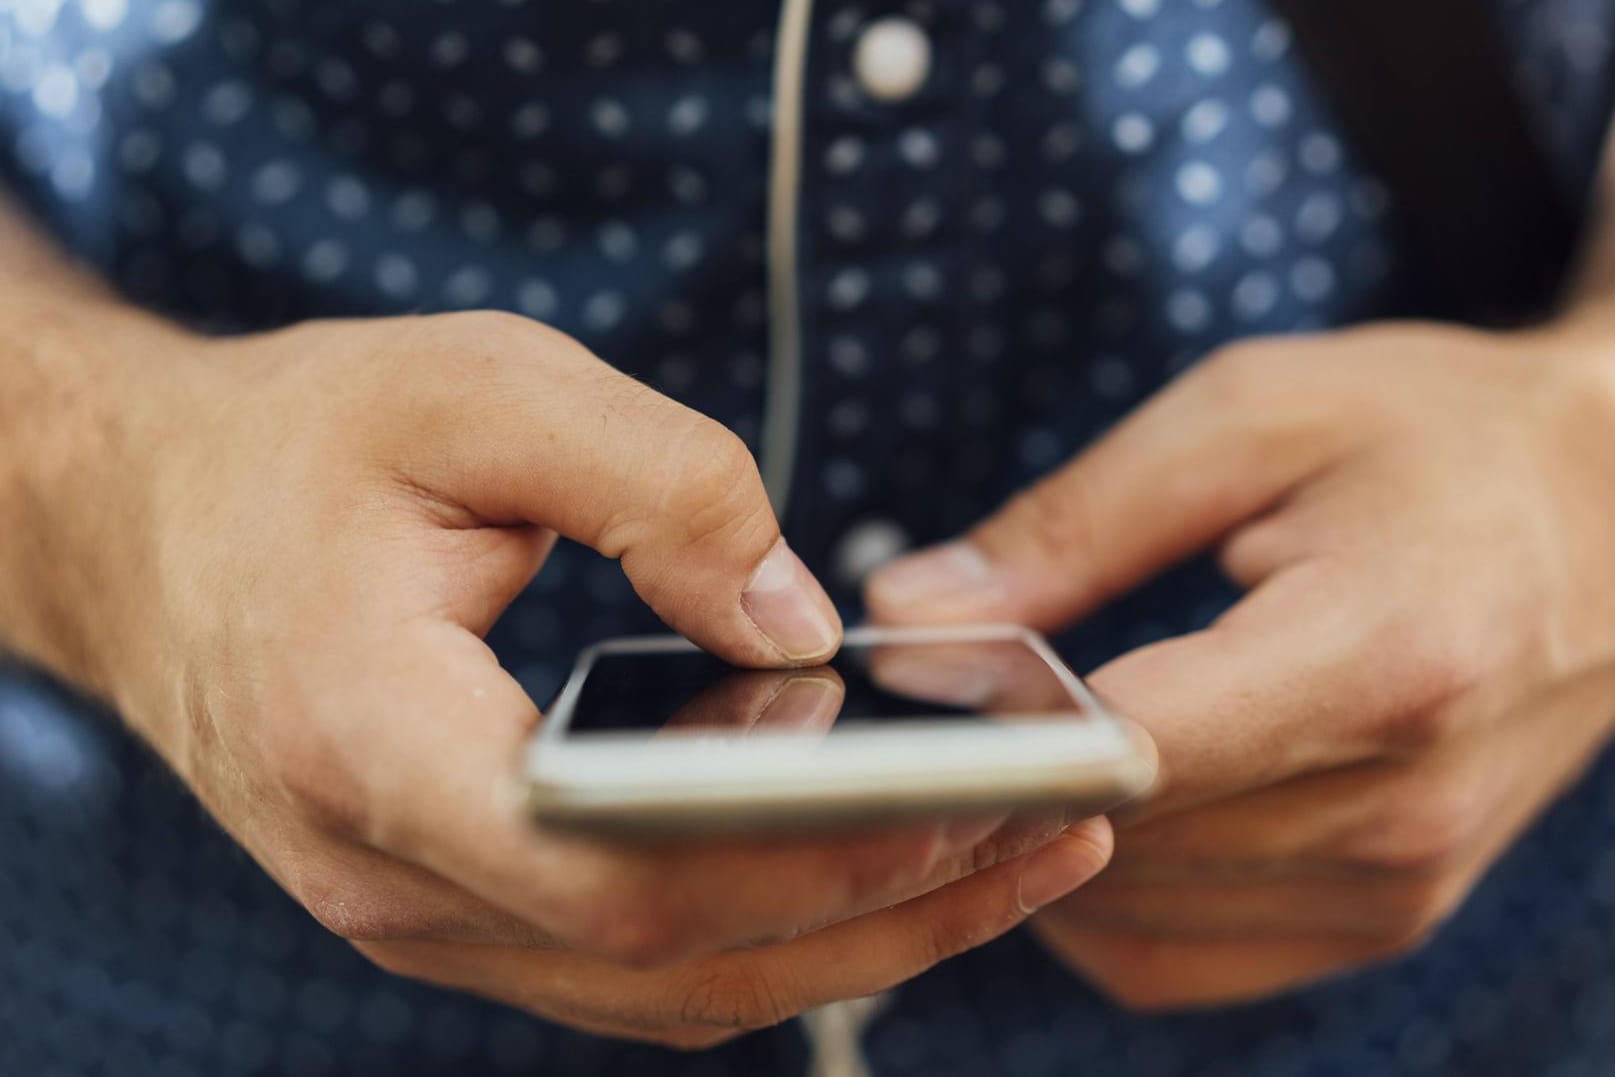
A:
[524, 624, 1157, 835]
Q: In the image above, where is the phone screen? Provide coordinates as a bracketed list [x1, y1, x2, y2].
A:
[555, 637, 1097, 738]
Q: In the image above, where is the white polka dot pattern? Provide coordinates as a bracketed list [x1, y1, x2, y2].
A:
[0, 2, 1612, 1076]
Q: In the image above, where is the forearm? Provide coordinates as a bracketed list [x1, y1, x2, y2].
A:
[0, 195, 187, 699]
[1515, 118, 1615, 420]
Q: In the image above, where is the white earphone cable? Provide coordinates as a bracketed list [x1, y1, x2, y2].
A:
[760, 0, 815, 517]
[763, 3, 889, 1072]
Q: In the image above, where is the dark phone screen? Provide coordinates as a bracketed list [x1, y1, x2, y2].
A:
[559, 638, 1092, 737]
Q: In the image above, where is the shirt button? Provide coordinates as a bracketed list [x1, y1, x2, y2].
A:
[852, 17, 932, 104]
[831, 518, 912, 591]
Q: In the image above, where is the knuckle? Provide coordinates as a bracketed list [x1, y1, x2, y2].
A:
[419, 308, 558, 352]
[677, 967, 796, 1032]
[1368, 704, 1456, 756]
[297, 874, 413, 943]
[404, 311, 592, 409]
[1344, 777, 1481, 876]
[667, 420, 759, 506]
[362, 313, 591, 488]
[662, 422, 774, 550]
[1361, 630, 1479, 753]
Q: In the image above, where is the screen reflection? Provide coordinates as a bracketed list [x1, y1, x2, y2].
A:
[562, 638, 1090, 737]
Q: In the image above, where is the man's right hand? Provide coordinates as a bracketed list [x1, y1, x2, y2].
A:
[0, 304, 1112, 1046]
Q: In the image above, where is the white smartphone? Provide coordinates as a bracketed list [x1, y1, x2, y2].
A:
[524, 624, 1157, 837]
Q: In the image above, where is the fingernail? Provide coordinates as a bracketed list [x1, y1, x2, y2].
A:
[742, 539, 841, 662]
[1015, 820, 1113, 913]
[756, 675, 844, 731]
[872, 652, 1001, 707]
[867, 541, 1004, 615]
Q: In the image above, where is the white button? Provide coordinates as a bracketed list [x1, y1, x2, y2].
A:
[832, 518, 912, 590]
[852, 17, 932, 104]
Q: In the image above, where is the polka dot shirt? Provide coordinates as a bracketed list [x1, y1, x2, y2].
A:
[3, 1, 1615, 1074]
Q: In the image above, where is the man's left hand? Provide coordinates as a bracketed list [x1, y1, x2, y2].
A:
[868, 318, 1615, 1010]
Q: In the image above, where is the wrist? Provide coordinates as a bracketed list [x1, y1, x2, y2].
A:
[1501, 295, 1615, 435]
[0, 297, 199, 705]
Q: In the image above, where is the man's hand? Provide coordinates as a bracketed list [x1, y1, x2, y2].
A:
[0, 303, 1112, 1045]
[868, 319, 1615, 1010]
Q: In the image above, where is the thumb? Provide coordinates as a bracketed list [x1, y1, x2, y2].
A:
[408, 313, 840, 666]
[866, 339, 1348, 630]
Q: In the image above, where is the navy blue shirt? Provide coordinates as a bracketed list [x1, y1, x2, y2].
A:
[4, 1, 1615, 1074]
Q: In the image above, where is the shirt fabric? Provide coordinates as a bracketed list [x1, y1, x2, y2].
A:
[3, 1, 1615, 1074]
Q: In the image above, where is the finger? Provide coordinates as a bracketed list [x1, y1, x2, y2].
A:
[1105, 763, 1410, 882]
[405, 310, 840, 666]
[1216, 493, 1336, 592]
[431, 526, 559, 638]
[660, 667, 844, 733]
[1052, 772, 1538, 940]
[866, 337, 1358, 630]
[1104, 715, 1536, 882]
[1080, 559, 1481, 813]
[1216, 455, 1411, 590]
[1047, 862, 1476, 940]
[270, 833, 565, 949]
[637, 818, 1114, 1029]
[359, 819, 1113, 1042]
[866, 637, 1074, 712]
[1033, 922, 1401, 1012]
[1059, 671, 1615, 939]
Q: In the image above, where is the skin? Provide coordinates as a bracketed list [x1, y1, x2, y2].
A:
[868, 311, 1615, 1010]
[9, 114, 1615, 1038]
[0, 205, 1112, 1048]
